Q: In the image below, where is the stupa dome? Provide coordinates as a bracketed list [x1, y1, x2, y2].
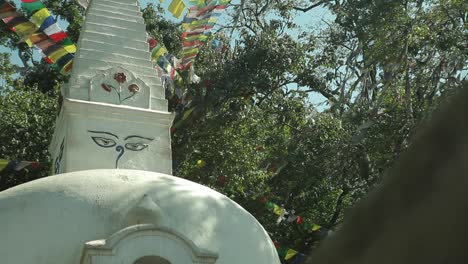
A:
[0, 169, 280, 264]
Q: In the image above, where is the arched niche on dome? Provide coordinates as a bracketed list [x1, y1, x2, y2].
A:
[80, 224, 218, 264]
[134, 256, 171, 264]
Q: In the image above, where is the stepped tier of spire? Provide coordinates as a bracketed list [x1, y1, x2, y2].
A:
[65, 0, 167, 111]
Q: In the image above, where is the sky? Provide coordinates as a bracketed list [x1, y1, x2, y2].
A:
[1, 0, 334, 108]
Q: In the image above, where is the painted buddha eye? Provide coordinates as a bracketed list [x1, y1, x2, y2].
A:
[91, 137, 117, 148]
[125, 143, 149, 151]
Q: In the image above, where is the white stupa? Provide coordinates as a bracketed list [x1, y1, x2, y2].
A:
[0, 1, 281, 263]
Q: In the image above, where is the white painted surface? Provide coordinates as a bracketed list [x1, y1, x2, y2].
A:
[0, 170, 281, 264]
[82, 225, 218, 264]
[66, 0, 167, 111]
[49, 99, 174, 175]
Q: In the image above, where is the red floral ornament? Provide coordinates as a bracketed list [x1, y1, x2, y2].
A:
[114, 72, 127, 84]
[128, 84, 140, 93]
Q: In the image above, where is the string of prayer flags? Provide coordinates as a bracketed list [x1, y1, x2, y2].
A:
[0, 159, 42, 175]
[261, 197, 331, 236]
[168, 0, 186, 18]
[26, 30, 74, 73]
[0, 0, 74, 74]
[25, 32, 74, 74]
[21, 0, 77, 53]
[158, 55, 177, 79]
[204, 5, 227, 30]
[274, 241, 307, 264]
[178, 1, 229, 70]
[148, 37, 180, 80]
[180, 5, 205, 57]
[0, 1, 37, 41]
[149, 38, 168, 62]
[196, 1, 228, 25]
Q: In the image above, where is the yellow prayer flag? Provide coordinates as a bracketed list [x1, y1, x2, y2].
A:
[285, 249, 298, 260]
[151, 47, 167, 61]
[168, 0, 186, 18]
[48, 48, 68, 62]
[30, 8, 50, 26]
[14, 22, 37, 37]
[63, 44, 77, 53]
[181, 47, 199, 56]
[25, 38, 33, 47]
[311, 224, 321, 231]
[181, 23, 190, 30]
[272, 204, 283, 216]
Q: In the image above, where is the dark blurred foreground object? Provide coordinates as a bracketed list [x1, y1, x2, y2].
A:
[308, 82, 468, 264]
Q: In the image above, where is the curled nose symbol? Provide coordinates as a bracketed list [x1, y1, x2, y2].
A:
[115, 145, 124, 168]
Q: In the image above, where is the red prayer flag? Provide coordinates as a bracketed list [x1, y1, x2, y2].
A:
[148, 38, 158, 49]
[182, 40, 204, 47]
[296, 216, 304, 224]
[49, 31, 67, 42]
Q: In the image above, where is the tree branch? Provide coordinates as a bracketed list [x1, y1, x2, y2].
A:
[293, 1, 326, 12]
[328, 187, 349, 227]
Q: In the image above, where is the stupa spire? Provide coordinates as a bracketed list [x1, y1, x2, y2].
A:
[49, 0, 174, 175]
[64, 0, 167, 110]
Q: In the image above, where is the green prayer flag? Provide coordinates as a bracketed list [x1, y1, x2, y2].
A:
[277, 246, 288, 258]
[266, 201, 274, 211]
[59, 37, 73, 46]
[21, 1, 46, 15]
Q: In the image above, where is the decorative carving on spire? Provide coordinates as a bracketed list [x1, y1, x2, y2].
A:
[90, 66, 150, 108]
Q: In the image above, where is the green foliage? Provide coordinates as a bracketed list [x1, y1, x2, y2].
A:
[0, 82, 59, 190]
[143, 4, 182, 53]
